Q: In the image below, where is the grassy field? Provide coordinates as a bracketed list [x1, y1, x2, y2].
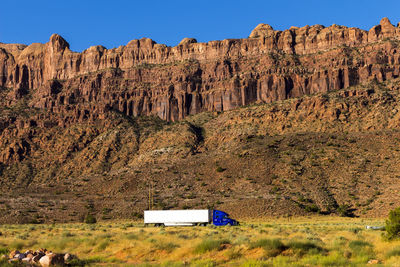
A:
[0, 217, 399, 266]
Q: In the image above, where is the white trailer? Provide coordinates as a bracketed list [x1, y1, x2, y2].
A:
[144, 209, 212, 226]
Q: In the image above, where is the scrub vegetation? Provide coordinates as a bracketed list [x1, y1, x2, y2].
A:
[1, 217, 399, 266]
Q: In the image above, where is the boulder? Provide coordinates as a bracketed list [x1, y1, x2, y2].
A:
[8, 250, 20, 258]
[25, 253, 34, 259]
[368, 259, 380, 264]
[22, 257, 32, 263]
[32, 253, 44, 263]
[64, 253, 77, 262]
[39, 253, 65, 267]
[14, 253, 26, 260]
[36, 248, 47, 255]
[24, 250, 33, 255]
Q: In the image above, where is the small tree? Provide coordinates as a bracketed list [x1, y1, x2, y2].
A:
[337, 204, 354, 217]
[385, 207, 400, 240]
[84, 214, 97, 224]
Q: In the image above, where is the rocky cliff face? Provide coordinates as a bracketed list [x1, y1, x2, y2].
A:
[2, 18, 400, 221]
[1, 18, 400, 123]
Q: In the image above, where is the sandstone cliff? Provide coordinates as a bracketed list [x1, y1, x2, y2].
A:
[1, 18, 399, 123]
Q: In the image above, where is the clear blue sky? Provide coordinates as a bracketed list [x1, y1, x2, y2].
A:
[1, 0, 400, 52]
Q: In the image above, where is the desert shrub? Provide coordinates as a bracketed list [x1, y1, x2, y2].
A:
[155, 242, 180, 252]
[84, 214, 97, 224]
[225, 248, 242, 260]
[386, 246, 400, 258]
[385, 207, 400, 240]
[300, 251, 350, 267]
[0, 247, 9, 255]
[95, 239, 110, 251]
[194, 239, 230, 254]
[177, 234, 190, 239]
[337, 204, 354, 217]
[286, 240, 323, 256]
[348, 240, 372, 252]
[216, 166, 226, 173]
[62, 231, 74, 237]
[304, 204, 320, 213]
[9, 241, 24, 250]
[233, 235, 250, 245]
[348, 227, 362, 234]
[125, 233, 139, 240]
[132, 212, 143, 219]
[348, 240, 375, 263]
[249, 238, 287, 257]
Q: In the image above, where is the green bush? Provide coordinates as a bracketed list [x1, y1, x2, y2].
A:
[194, 239, 230, 254]
[84, 214, 97, 224]
[385, 207, 400, 240]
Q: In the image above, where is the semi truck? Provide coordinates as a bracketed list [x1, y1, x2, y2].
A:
[144, 209, 238, 226]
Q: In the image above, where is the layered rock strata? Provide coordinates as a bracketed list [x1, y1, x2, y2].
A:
[0, 17, 399, 123]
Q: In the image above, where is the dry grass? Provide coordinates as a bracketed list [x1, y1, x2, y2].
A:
[0, 217, 399, 266]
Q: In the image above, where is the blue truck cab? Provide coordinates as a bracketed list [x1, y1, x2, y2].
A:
[212, 210, 238, 226]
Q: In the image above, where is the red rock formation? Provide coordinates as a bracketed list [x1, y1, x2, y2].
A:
[0, 18, 400, 122]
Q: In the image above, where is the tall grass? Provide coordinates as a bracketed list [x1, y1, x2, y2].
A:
[0, 217, 391, 265]
[386, 246, 400, 258]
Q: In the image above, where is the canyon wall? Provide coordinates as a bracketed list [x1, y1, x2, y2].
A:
[0, 18, 400, 122]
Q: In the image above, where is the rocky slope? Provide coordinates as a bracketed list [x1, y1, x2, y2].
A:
[1, 18, 400, 222]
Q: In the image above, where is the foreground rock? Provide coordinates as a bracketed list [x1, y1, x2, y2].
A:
[39, 253, 65, 267]
[1, 248, 77, 266]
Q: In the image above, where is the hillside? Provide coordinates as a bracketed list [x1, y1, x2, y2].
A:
[1, 18, 400, 223]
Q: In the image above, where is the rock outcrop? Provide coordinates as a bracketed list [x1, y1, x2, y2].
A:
[1, 248, 75, 266]
[0, 18, 399, 124]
